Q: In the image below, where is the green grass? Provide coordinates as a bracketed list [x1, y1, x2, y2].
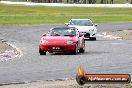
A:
[0, 4, 132, 25]
[128, 84, 132, 88]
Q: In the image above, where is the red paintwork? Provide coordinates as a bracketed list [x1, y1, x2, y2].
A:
[39, 35, 85, 53]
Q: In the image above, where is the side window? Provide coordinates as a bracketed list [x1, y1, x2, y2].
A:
[69, 20, 73, 25]
[70, 20, 76, 25]
[47, 31, 50, 36]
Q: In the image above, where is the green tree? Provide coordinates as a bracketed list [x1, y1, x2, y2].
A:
[110, 0, 113, 4]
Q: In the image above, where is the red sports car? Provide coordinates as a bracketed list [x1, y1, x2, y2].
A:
[39, 27, 85, 55]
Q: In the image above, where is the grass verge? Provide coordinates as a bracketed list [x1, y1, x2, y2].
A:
[0, 4, 132, 25]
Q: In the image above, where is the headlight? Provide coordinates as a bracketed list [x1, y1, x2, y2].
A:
[66, 40, 74, 44]
[90, 29, 95, 32]
[41, 39, 49, 44]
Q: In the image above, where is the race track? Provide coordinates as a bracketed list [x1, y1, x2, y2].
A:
[0, 23, 132, 84]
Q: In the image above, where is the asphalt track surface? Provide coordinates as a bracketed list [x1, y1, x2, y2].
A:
[0, 23, 132, 84]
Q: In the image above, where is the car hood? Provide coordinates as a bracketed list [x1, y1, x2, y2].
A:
[68, 25, 95, 32]
[43, 36, 77, 43]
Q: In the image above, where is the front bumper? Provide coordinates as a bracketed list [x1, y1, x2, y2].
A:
[82, 32, 96, 38]
[40, 44, 76, 52]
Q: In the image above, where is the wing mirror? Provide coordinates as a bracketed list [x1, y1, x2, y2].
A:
[94, 24, 98, 26]
[79, 32, 84, 37]
[65, 23, 70, 26]
[42, 33, 47, 36]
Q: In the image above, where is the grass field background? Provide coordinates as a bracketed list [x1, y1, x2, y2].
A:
[0, 4, 132, 25]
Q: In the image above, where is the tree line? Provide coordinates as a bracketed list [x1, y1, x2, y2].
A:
[31, 0, 132, 4]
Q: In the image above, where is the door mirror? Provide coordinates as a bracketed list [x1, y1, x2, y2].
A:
[42, 33, 46, 36]
[65, 23, 70, 26]
[79, 32, 83, 37]
[94, 24, 97, 26]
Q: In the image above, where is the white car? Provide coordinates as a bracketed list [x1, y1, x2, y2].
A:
[65, 19, 97, 40]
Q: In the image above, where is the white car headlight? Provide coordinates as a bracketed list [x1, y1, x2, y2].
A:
[89, 29, 95, 32]
[41, 40, 49, 44]
[92, 29, 95, 31]
[66, 40, 74, 44]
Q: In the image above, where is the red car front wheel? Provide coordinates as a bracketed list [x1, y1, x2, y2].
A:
[79, 48, 85, 53]
[39, 48, 46, 55]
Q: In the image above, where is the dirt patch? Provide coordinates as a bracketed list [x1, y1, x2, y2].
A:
[106, 30, 132, 40]
[0, 39, 13, 54]
[0, 39, 18, 61]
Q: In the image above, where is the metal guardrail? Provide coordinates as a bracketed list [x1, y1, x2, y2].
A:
[1, 1, 132, 8]
[1, 0, 132, 4]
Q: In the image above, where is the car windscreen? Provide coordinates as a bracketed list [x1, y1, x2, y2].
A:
[49, 28, 76, 36]
[70, 20, 93, 26]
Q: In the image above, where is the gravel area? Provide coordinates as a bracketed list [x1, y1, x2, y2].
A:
[0, 39, 18, 61]
[0, 39, 13, 54]
[106, 30, 132, 40]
